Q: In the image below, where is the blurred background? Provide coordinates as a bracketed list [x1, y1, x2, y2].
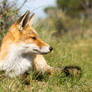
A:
[0, 0, 92, 43]
[0, 0, 92, 91]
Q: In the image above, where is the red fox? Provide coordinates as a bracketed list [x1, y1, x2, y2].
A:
[0, 10, 53, 78]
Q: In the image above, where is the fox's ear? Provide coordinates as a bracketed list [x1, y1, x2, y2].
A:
[17, 10, 30, 30]
[28, 13, 35, 25]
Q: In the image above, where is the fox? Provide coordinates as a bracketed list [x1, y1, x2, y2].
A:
[0, 10, 54, 78]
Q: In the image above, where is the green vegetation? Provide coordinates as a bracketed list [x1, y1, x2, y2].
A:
[0, 0, 92, 92]
[0, 0, 20, 44]
[0, 20, 92, 91]
[57, 0, 92, 19]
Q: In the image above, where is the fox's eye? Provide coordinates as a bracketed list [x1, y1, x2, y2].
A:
[32, 36, 36, 40]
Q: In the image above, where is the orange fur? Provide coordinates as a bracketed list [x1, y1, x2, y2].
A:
[0, 10, 53, 77]
[34, 54, 53, 74]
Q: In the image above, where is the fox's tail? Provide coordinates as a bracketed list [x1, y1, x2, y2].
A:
[49, 66, 81, 78]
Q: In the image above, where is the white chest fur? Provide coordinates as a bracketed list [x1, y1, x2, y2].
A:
[0, 44, 33, 78]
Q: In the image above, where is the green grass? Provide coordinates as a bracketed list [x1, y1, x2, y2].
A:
[0, 26, 92, 92]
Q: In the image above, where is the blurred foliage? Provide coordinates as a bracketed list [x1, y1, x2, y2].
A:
[44, 7, 68, 36]
[57, 0, 92, 19]
[0, 0, 92, 42]
[0, 0, 20, 44]
[44, 0, 92, 38]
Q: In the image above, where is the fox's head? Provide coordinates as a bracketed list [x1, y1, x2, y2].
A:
[3, 11, 53, 54]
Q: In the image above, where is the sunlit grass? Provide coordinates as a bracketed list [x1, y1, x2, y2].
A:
[0, 25, 92, 92]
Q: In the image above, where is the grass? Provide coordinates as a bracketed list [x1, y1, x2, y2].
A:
[0, 25, 92, 92]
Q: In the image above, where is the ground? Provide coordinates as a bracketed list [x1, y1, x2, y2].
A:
[0, 27, 92, 92]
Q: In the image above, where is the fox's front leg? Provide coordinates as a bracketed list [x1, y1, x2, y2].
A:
[33, 54, 54, 74]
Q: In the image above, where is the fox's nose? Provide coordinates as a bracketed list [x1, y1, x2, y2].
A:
[49, 47, 53, 52]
